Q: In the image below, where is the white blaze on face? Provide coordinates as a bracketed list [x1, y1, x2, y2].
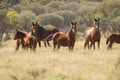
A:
[96, 25, 98, 28]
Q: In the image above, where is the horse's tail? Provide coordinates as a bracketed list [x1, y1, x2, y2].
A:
[45, 34, 54, 41]
[104, 34, 109, 45]
[31, 36, 37, 51]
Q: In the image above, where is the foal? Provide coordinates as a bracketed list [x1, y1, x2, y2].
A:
[84, 18, 101, 50]
[14, 29, 37, 51]
[52, 22, 77, 51]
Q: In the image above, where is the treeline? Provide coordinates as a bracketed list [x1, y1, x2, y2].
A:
[0, 0, 120, 45]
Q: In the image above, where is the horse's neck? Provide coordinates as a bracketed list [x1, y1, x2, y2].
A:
[68, 30, 75, 41]
[94, 24, 99, 31]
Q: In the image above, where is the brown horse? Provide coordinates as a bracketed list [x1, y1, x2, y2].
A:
[14, 29, 37, 51]
[31, 22, 59, 47]
[105, 33, 120, 49]
[84, 18, 101, 50]
[52, 22, 77, 51]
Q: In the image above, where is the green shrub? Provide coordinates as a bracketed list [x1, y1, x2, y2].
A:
[39, 13, 64, 28]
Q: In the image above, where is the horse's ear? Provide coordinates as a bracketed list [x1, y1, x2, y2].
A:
[32, 22, 34, 26]
[98, 18, 100, 21]
[75, 22, 77, 25]
[70, 21, 74, 25]
[16, 29, 18, 32]
[94, 18, 97, 21]
[35, 22, 38, 26]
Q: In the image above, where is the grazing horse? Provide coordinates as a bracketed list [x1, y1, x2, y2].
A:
[31, 22, 59, 47]
[105, 33, 120, 49]
[52, 22, 77, 51]
[14, 29, 37, 51]
[84, 18, 101, 50]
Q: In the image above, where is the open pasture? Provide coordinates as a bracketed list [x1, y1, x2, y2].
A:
[0, 37, 119, 80]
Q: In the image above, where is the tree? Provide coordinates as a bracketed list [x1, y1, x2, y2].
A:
[0, 9, 9, 45]
[7, 10, 19, 25]
[24, 3, 45, 15]
[45, 1, 65, 13]
[93, 0, 120, 32]
[17, 10, 36, 31]
[39, 13, 64, 28]
[56, 10, 76, 26]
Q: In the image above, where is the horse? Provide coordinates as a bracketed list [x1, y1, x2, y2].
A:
[14, 29, 37, 51]
[104, 33, 120, 49]
[52, 21, 77, 51]
[31, 22, 59, 48]
[84, 18, 101, 50]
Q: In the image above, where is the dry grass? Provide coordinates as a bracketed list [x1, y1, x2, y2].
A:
[0, 37, 119, 80]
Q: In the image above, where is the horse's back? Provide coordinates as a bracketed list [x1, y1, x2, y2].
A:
[52, 32, 69, 46]
[111, 33, 120, 43]
[85, 27, 94, 41]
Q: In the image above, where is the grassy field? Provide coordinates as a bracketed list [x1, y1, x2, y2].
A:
[0, 37, 120, 80]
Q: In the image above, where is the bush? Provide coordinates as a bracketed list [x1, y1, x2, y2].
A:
[39, 13, 64, 28]
[17, 10, 36, 31]
[56, 10, 76, 26]
[24, 3, 45, 15]
[43, 24, 56, 29]
[59, 2, 80, 12]
[45, 1, 65, 13]
[93, 0, 120, 32]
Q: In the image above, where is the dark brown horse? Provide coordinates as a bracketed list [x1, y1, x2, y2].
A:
[105, 33, 120, 49]
[14, 29, 37, 51]
[52, 22, 77, 51]
[84, 18, 101, 50]
[31, 22, 59, 47]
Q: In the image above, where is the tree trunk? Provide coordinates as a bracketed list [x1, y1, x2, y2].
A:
[0, 31, 4, 45]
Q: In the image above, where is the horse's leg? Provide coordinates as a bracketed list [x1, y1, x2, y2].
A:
[15, 40, 20, 51]
[57, 44, 60, 50]
[84, 42, 87, 49]
[109, 43, 113, 49]
[39, 41, 41, 47]
[88, 42, 89, 50]
[71, 45, 74, 51]
[108, 41, 113, 50]
[43, 40, 47, 48]
[33, 39, 37, 52]
[22, 41, 26, 50]
[98, 41, 100, 49]
[93, 42, 95, 50]
[26, 44, 29, 51]
[90, 42, 93, 50]
[53, 40, 57, 51]
[47, 40, 50, 47]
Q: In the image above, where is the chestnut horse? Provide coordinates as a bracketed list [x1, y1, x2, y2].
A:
[105, 33, 120, 49]
[31, 22, 59, 47]
[52, 22, 77, 51]
[14, 29, 37, 51]
[84, 18, 101, 50]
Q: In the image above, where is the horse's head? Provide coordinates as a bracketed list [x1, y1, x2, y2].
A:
[94, 18, 100, 29]
[14, 29, 19, 40]
[70, 21, 77, 33]
[68, 21, 77, 36]
[31, 22, 38, 35]
[14, 29, 26, 40]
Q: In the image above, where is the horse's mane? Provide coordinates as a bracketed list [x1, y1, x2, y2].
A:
[36, 25, 45, 35]
[17, 30, 28, 37]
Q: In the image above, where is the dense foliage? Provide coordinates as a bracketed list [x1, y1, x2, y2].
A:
[0, 0, 120, 44]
